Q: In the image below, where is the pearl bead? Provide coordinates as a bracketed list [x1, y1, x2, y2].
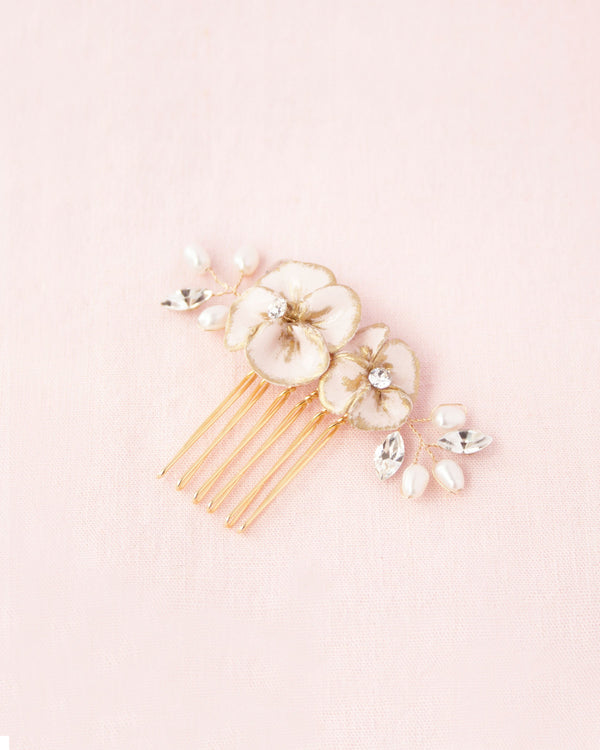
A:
[233, 245, 260, 275]
[401, 464, 430, 499]
[197, 304, 229, 331]
[433, 459, 464, 493]
[431, 404, 466, 429]
[184, 244, 211, 272]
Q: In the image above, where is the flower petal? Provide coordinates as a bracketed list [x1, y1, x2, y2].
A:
[224, 285, 280, 351]
[346, 323, 390, 362]
[302, 284, 361, 352]
[258, 260, 336, 301]
[375, 339, 419, 398]
[246, 321, 330, 386]
[348, 386, 412, 430]
[318, 353, 369, 415]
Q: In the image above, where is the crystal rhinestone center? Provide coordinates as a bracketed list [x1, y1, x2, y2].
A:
[368, 367, 392, 389]
[267, 297, 288, 320]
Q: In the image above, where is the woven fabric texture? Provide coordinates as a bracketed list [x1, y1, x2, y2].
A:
[2, 1, 600, 748]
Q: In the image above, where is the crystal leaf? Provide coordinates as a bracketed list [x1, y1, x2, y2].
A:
[437, 429, 492, 454]
[161, 288, 213, 310]
[374, 431, 405, 480]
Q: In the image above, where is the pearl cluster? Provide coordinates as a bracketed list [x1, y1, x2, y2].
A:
[161, 243, 262, 332]
[374, 403, 492, 499]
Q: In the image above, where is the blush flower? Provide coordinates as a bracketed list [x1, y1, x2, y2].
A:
[225, 260, 361, 386]
[318, 323, 419, 430]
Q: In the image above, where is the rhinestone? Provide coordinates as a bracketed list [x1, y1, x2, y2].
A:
[437, 430, 493, 454]
[374, 431, 405, 480]
[161, 288, 213, 310]
[267, 297, 288, 320]
[368, 367, 392, 389]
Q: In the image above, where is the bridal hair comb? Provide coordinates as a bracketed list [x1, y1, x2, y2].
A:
[159, 246, 492, 531]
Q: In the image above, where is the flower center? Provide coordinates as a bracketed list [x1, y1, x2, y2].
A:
[267, 296, 288, 320]
[368, 367, 392, 389]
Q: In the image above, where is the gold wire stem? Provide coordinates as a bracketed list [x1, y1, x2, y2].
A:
[225, 407, 328, 527]
[207, 391, 318, 513]
[238, 417, 346, 532]
[231, 268, 245, 296]
[193, 387, 295, 503]
[158, 371, 258, 478]
[205, 265, 230, 291]
[408, 420, 426, 465]
[176, 379, 270, 490]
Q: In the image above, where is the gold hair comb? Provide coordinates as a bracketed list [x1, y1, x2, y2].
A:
[159, 246, 492, 531]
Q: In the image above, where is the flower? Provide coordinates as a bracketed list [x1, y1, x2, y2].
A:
[318, 323, 419, 430]
[224, 260, 361, 386]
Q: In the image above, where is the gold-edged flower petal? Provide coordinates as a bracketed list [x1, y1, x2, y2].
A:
[246, 321, 330, 386]
[348, 386, 412, 431]
[318, 353, 369, 415]
[224, 285, 281, 351]
[302, 284, 362, 352]
[375, 339, 419, 399]
[258, 260, 336, 302]
[346, 323, 390, 361]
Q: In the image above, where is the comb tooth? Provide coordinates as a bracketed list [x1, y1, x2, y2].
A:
[158, 371, 257, 477]
[207, 391, 318, 513]
[238, 417, 346, 532]
[176, 379, 270, 490]
[193, 387, 295, 503]
[225, 408, 328, 528]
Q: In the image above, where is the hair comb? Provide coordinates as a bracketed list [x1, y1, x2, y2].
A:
[159, 245, 492, 531]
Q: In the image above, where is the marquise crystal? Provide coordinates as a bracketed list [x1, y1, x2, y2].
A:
[374, 431, 405, 480]
[437, 429, 492, 454]
[161, 288, 213, 310]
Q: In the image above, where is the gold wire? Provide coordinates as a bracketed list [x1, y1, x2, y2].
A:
[193, 387, 295, 503]
[205, 265, 230, 291]
[157, 371, 257, 478]
[207, 391, 318, 513]
[238, 417, 346, 532]
[231, 268, 245, 296]
[224, 406, 328, 527]
[176, 379, 270, 490]
[408, 419, 442, 464]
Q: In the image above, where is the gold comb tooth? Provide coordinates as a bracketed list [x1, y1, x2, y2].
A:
[225, 408, 329, 528]
[206, 390, 318, 513]
[237, 416, 346, 532]
[158, 371, 257, 478]
[192, 386, 295, 503]
[176, 379, 270, 490]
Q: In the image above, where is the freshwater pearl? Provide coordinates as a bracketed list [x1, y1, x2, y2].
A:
[401, 464, 430, 499]
[431, 404, 466, 429]
[433, 459, 464, 493]
[197, 304, 229, 331]
[233, 245, 260, 275]
[184, 244, 211, 272]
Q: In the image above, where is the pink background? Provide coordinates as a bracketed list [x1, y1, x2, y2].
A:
[3, 1, 600, 748]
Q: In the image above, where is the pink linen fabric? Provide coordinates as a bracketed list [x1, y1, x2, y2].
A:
[2, 1, 600, 748]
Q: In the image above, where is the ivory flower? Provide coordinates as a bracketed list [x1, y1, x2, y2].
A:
[318, 323, 419, 430]
[225, 260, 361, 386]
